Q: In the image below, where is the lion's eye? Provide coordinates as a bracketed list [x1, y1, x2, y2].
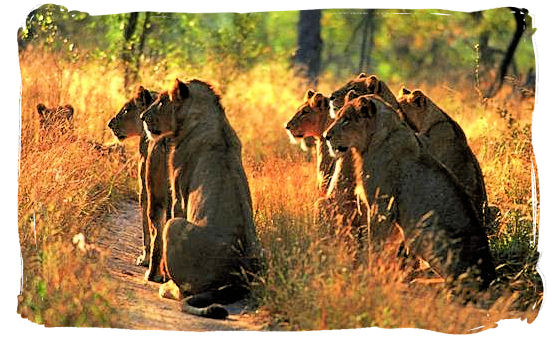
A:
[342, 118, 350, 126]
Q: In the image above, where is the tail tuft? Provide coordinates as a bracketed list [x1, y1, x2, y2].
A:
[205, 304, 229, 319]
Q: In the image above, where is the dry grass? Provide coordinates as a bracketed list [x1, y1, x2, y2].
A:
[17, 50, 541, 331]
[17, 50, 133, 326]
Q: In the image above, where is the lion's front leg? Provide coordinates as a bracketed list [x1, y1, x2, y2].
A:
[145, 202, 168, 283]
[136, 156, 150, 267]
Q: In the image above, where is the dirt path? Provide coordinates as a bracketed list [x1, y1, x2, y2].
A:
[98, 201, 264, 331]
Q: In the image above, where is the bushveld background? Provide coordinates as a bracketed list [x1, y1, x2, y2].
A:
[15, 4, 542, 332]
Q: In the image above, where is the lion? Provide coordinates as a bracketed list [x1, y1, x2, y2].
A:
[285, 89, 362, 235]
[36, 103, 74, 135]
[324, 94, 495, 289]
[140, 78, 263, 319]
[143, 134, 172, 283]
[397, 88, 488, 225]
[108, 86, 173, 277]
[329, 73, 401, 116]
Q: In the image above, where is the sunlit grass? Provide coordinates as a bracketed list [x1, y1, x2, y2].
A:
[17, 50, 541, 330]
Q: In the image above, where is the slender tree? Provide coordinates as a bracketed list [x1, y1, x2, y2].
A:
[121, 12, 139, 89]
[358, 9, 376, 73]
[135, 12, 152, 75]
[294, 10, 323, 87]
[485, 8, 528, 98]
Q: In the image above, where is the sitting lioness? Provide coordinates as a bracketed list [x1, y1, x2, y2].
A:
[324, 94, 495, 289]
[140, 78, 263, 319]
[397, 88, 488, 225]
[108, 86, 172, 282]
[285, 90, 361, 233]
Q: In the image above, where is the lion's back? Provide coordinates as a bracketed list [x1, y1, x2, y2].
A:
[423, 119, 487, 216]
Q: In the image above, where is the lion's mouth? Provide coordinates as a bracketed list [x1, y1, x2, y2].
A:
[326, 141, 348, 158]
[110, 129, 126, 141]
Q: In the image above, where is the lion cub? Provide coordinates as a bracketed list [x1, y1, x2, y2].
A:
[36, 103, 74, 136]
[141, 79, 262, 319]
[324, 94, 495, 289]
[108, 86, 172, 283]
[286, 90, 361, 234]
[397, 88, 488, 225]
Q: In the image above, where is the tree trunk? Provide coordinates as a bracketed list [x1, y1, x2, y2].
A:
[294, 10, 323, 87]
[122, 12, 139, 89]
[135, 12, 152, 77]
[485, 8, 527, 98]
[359, 9, 376, 73]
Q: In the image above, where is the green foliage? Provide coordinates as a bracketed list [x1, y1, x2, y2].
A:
[18, 5, 535, 88]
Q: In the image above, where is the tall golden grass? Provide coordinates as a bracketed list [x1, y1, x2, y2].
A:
[17, 49, 541, 330]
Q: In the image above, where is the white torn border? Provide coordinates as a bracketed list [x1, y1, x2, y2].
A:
[5, 1, 550, 337]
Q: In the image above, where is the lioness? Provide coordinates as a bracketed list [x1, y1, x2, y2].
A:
[36, 103, 74, 134]
[285, 90, 361, 233]
[140, 79, 263, 319]
[329, 73, 401, 115]
[397, 88, 488, 225]
[108, 86, 172, 279]
[324, 94, 495, 288]
[143, 134, 172, 283]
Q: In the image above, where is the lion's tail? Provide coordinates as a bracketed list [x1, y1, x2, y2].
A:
[182, 301, 228, 319]
[180, 285, 247, 320]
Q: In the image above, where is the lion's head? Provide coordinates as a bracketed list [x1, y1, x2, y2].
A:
[330, 73, 399, 115]
[396, 87, 429, 130]
[329, 73, 369, 113]
[140, 79, 190, 139]
[108, 86, 154, 140]
[37, 103, 74, 133]
[285, 89, 330, 139]
[324, 91, 379, 156]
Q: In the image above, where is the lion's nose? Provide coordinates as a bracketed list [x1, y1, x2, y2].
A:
[324, 132, 332, 141]
[140, 113, 147, 122]
[285, 124, 291, 130]
[329, 95, 335, 101]
[107, 118, 115, 129]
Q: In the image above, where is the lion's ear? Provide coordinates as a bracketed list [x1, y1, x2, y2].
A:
[398, 86, 411, 98]
[170, 79, 189, 102]
[344, 90, 360, 104]
[366, 75, 380, 94]
[312, 92, 327, 108]
[357, 96, 376, 118]
[137, 86, 153, 106]
[64, 105, 74, 120]
[37, 103, 46, 116]
[357, 72, 368, 79]
[411, 90, 427, 108]
[306, 89, 315, 100]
